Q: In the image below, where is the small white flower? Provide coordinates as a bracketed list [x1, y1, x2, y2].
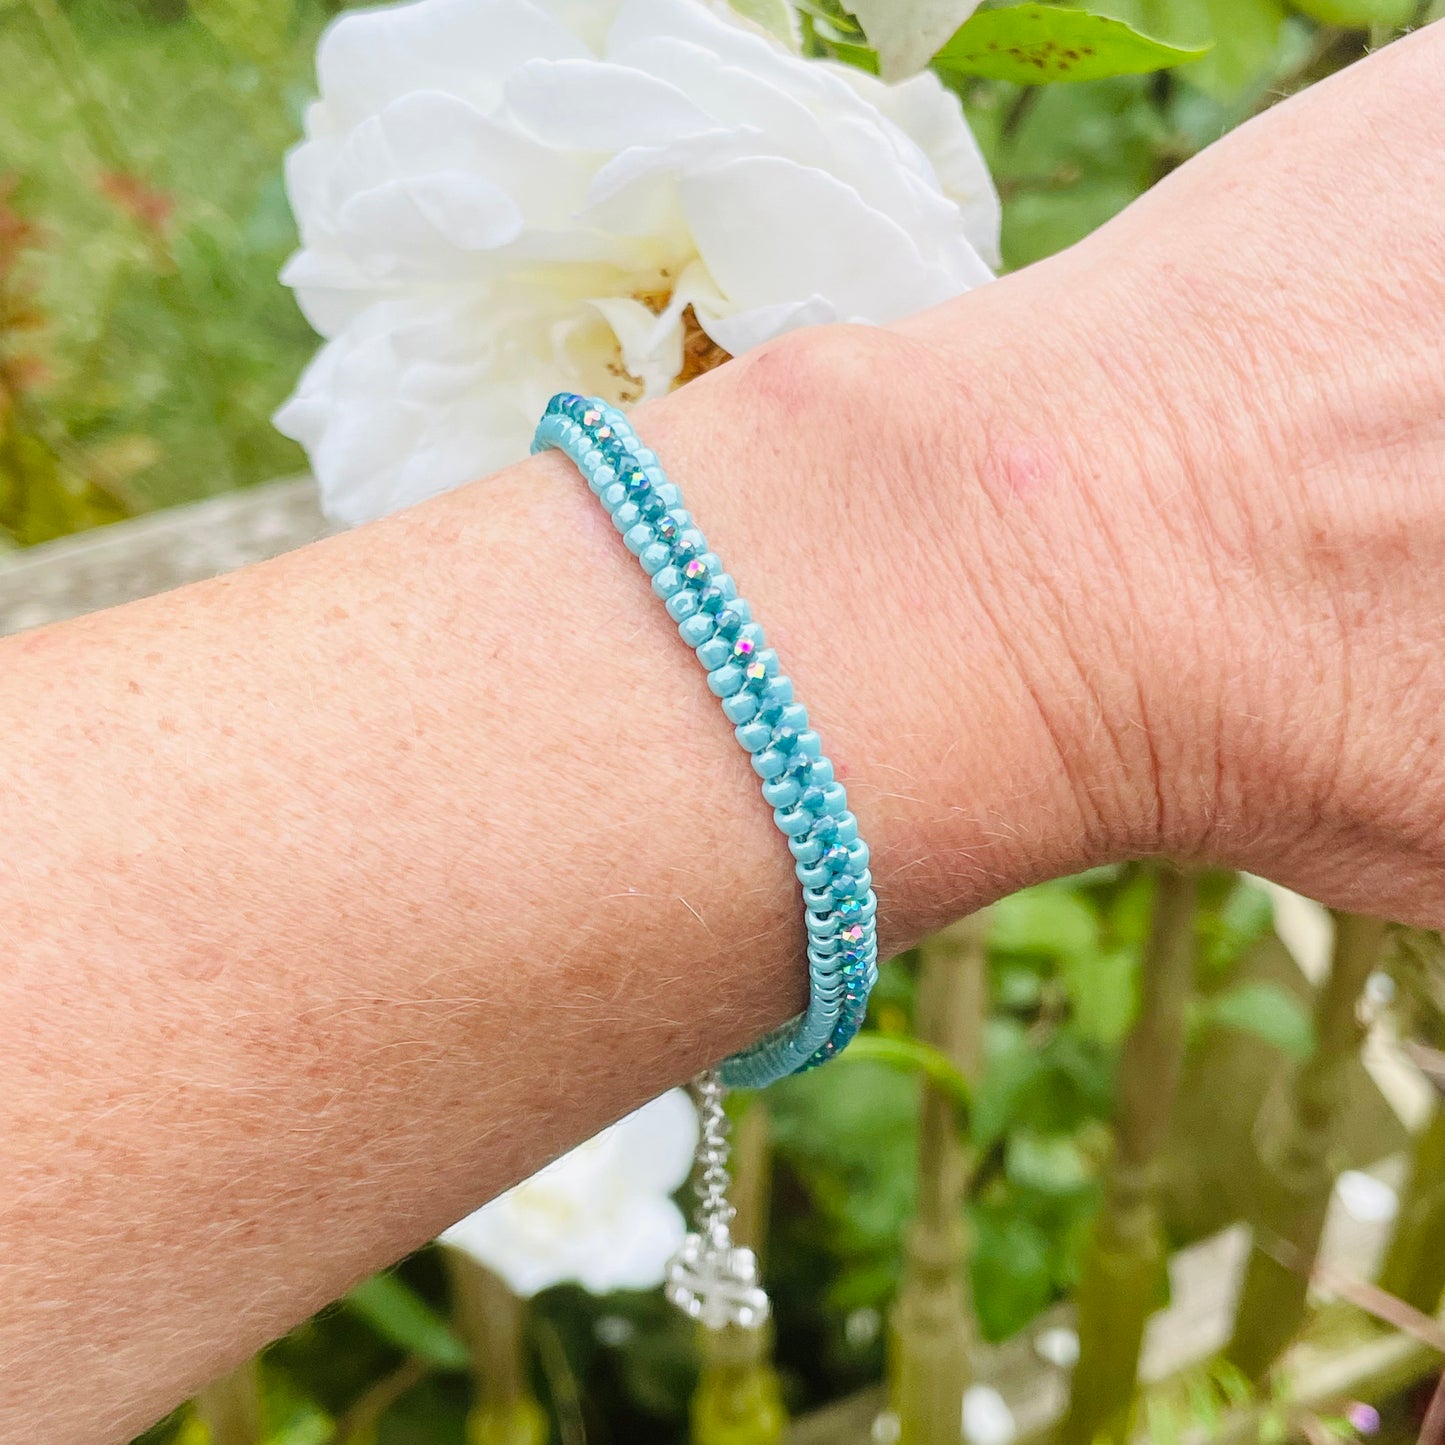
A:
[441, 1088, 698, 1297]
[275, 0, 1000, 524]
[1033, 1325, 1081, 1370]
[1334, 1170, 1399, 1225]
[962, 1385, 1017, 1445]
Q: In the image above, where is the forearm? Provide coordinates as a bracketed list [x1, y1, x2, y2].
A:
[0, 298, 1115, 1440]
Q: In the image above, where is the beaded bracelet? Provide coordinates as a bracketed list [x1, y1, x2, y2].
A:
[533, 393, 879, 1327]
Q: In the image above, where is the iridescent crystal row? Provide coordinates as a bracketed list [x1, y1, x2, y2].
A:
[533, 393, 879, 1088]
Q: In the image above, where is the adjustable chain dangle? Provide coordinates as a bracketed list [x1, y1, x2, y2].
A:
[664, 1070, 770, 1330]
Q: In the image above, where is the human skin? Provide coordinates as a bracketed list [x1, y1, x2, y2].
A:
[1, 23, 1442, 1444]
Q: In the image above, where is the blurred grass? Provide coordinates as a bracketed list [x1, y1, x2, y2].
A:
[0, 0, 323, 537]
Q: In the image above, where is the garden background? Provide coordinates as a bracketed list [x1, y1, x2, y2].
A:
[2, 0, 1444, 1442]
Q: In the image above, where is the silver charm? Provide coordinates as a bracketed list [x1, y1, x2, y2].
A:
[664, 1069, 771, 1330]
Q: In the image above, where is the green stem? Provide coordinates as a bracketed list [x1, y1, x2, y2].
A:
[332, 1357, 430, 1445]
[1378, 1104, 1445, 1315]
[1060, 863, 1199, 1445]
[193, 1357, 264, 1445]
[1225, 911, 1390, 1380]
[889, 915, 988, 1445]
[443, 1250, 548, 1445]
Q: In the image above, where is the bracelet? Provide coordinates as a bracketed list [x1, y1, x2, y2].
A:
[532, 393, 879, 1089]
[533, 392, 879, 1330]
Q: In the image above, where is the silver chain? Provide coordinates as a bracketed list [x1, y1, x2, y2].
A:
[694, 1069, 737, 1249]
[663, 1069, 771, 1330]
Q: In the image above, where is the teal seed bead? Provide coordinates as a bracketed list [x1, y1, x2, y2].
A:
[678, 613, 715, 648]
[807, 910, 841, 939]
[588, 464, 616, 494]
[652, 566, 682, 599]
[707, 663, 745, 697]
[666, 590, 700, 622]
[640, 543, 671, 575]
[722, 691, 760, 725]
[796, 860, 833, 890]
[623, 523, 654, 556]
[696, 636, 734, 672]
[601, 482, 627, 515]
[761, 775, 801, 809]
[806, 757, 835, 788]
[774, 805, 816, 837]
[734, 719, 773, 753]
[751, 748, 788, 780]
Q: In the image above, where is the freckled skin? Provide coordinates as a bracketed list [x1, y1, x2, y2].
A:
[3, 27, 1445, 1445]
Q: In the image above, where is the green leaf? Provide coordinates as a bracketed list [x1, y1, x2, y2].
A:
[970, 1209, 1055, 1340]
[990, 885, 1099, 960]
[838, 1033, 973, 1114]
[1194, 981, 1316, 1061]
[1006, 1130, 1096, 1195]
[343, 1272, 468, 1370]
[934, 5, 1209, 83]
[1064, 944, 1140, 1045]
[972, 1019, 1045, 1149]
[1095, 0, 1287, 100]
[726, 0, 798, 43]
[1288, 0, 1411, 25]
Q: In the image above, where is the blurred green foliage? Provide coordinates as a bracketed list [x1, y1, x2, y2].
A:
[0, 0, 321, 543]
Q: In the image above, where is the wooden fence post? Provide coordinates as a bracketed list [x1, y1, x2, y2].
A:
[444, 1251, 548, 1445]
[889, 915, 988, 1445]
[1225, 912, 1390, 1379]
[1060, 863, 1198, 1445]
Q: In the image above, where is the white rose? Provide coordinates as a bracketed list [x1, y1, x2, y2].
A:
[440, 1089, 699, 1297]
[274, 0, 1000, 525]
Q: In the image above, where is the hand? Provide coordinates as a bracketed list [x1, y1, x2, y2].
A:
[895, 21, 1445, 924]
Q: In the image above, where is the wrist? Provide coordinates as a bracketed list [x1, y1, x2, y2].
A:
[628, 309, 1157, 946]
